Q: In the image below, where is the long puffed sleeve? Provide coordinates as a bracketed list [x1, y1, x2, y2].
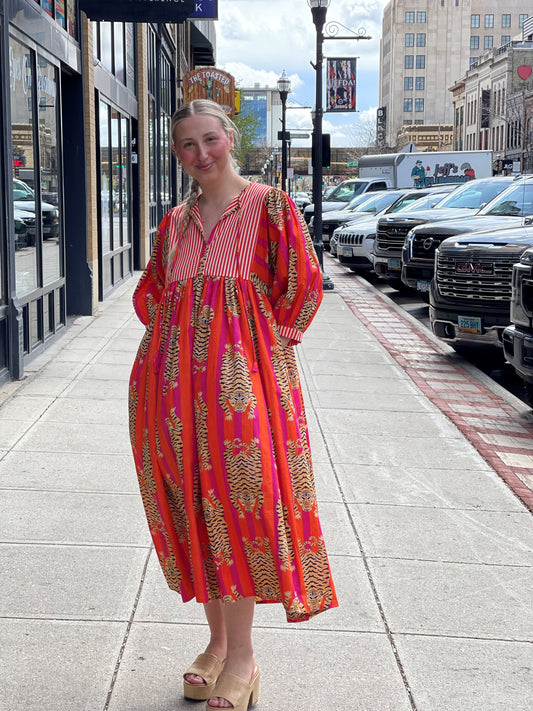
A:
[267, 190, 323, 345]
[133, 209, 175, 326]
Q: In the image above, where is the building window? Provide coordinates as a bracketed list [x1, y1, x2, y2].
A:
[416, 33, 426, 47]
[404, 77, 414, 91]
[417, 11, 426, 23]
[484, 14, 494, 28]
[32, 0, 78, 37]
[404, 98, 413, 112]
[502, 14, 511, 28]
[519, 14, 528, 27]
[501, 35, 510, 46]
[484, 35, 493, 49]
[471, 14, 480, 28]
[415, 98, 424, 112]
[405, 33, 414, 47]
[94, 22, 136, 93]
[416, 55, 426, 69]
[470, 36, 479, 49]
[405, 54, 414, 69]
[415, 77, 425, 90]
[405, 11, 414, 23]
[470, 57, 478, 69]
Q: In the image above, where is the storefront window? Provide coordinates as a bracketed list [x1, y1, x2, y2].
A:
[111, 109, 120, 250]
[38, 57, 61, 286]
[10, 39, 38, 297]
[99, 101, 111, 255]
[99, 100, 132, 294]
[120, 118, 130, 248]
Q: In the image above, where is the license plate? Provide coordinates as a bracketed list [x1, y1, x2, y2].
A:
[416, 280, 430, 293]
[458, 315, 482, 334]
[340, 246, 353, 257]
[388, 258, 401, 271]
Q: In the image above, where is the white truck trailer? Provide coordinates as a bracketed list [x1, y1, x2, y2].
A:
[358, 150, 493, 189]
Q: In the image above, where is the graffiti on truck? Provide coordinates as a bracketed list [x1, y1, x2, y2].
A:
[411, 161, 477, 187]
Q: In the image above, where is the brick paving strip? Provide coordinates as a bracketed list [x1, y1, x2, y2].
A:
[326, 257, 533, 513]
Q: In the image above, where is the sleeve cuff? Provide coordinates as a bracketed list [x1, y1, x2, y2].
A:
[278, 323, 303, 346]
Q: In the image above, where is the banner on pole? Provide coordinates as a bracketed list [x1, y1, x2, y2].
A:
[326, 58, 357, 112]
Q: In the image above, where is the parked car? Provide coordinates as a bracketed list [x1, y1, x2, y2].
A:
[502, 244, 533, 403]
[373, 176, 516, 289]
[14, 207, 37, 249]
[303, 177, 390, 224]
[402, 176, 533, 295]
[311, 188, 414, 244]
[336, 188, 454, 272]
[13, 179, 59, 239]
[429, 222, 533, 351]
[293, 191, 311, 210]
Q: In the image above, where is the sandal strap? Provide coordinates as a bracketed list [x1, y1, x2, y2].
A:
[184, 653, 224, 684]
[212, 670, 255, 706]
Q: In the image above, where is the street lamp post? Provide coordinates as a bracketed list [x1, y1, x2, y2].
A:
[308, 0, 334, 291]
[277, 70, 291, 193]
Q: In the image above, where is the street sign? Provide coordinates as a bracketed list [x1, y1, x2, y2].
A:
[288, 132, 310, 139]
[347, 161, 358, 166]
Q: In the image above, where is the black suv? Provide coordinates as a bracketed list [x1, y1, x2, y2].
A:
[372, 176, 514, 289]
[503, 244, 533, 403]
[402, 177, 526, 295]
[429, 223, 533, 351]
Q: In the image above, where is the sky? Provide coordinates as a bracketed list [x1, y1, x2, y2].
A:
[215, 0, 390, 147]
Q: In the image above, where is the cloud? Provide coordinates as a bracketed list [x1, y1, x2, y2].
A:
[216, 0, 389, 147]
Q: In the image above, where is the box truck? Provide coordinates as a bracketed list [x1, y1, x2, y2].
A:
[358, 150, 493, 189]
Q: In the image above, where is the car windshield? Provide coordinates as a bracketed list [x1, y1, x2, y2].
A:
[13, 180, 35, 201]
[395, 192, 450, 212]
[345, 193, 378, 211]
[327, 181, 369, 201]
[433, 178, 512, 210]
[481, 182, 533, 216]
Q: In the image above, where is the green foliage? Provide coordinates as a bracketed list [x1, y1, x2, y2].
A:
[234, 104, 261, 167]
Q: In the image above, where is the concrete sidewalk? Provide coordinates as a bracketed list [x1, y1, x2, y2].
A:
[1, 270, 532, 711]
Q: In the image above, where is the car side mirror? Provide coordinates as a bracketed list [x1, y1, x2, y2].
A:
[523, 215, 533, 226]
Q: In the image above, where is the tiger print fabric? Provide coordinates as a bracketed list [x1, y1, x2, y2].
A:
[129, 182, 338, 622]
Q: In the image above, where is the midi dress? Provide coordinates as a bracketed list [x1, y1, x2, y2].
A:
[129, 182, 338, 622]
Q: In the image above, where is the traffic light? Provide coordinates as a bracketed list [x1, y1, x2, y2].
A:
[322, 133, 330, 169]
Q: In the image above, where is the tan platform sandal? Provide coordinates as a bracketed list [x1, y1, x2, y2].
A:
[206, 666, 260, 711]
[183, 653, 225, 700]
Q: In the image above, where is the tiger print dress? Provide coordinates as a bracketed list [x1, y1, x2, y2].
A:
[129, 182, 338, 622]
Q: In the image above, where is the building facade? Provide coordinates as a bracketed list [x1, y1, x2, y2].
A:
[239, 84, 283, 148]
[0, 0, 215, 383]
[379, 0, 531, 148]
[450, 18, 533, 172]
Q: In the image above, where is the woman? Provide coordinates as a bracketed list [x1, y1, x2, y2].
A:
[129, 99, 337, 710]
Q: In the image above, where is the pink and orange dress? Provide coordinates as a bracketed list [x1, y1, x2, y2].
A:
[129, 182, 337, 622]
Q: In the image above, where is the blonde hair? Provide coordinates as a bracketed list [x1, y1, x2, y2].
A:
[169, 100, 241, 264]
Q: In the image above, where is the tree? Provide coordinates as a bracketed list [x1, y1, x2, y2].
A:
[233, 103, 261, 169]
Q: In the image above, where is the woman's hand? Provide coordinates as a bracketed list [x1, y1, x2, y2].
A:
[279, 335, 291, 348]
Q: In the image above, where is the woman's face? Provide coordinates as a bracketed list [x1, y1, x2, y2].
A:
[173, 113, 234, 187]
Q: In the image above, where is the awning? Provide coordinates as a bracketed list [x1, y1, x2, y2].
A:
[190, 24, 215, 66]
[80, 0, 195, 22]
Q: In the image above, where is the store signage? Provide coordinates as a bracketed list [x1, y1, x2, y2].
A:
[376, 106, 386, 146]
[182, 68, 236, 119]
[79, 0, 195, 22]
[189, 0, 218, 19]
[326, 58, 357, 112]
